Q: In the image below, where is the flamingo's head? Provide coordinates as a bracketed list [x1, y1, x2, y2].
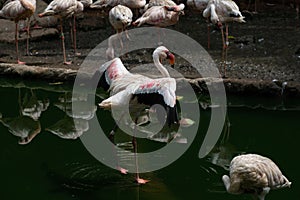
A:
[166, 51, 175, 67]
[154, 46, 175, 67]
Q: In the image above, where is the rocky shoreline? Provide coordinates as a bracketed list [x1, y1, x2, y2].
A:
[1, 63, 299, 97]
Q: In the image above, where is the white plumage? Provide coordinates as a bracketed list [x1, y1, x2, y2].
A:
[142, 0, 177, 13]
[98, 46, 177, 112]
[223, 154, 291, 200]
[95, 46, 178, 184]
[38, 0, 84, 64]
[203, 0, 245, 24]
[202, 0, 245, 77]
[133, 3, 185, 27]
[109, 4, 133, 32]
[0, 0, 36, 64]
[91, 0, 146, 9]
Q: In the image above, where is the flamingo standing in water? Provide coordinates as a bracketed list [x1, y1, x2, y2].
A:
[133, 3, 185, 27]
[0, 0, 36, 64]
[94, 46, 178, 184]
[203, 0, 245, 77]
[38, 0, 84, 65]
[223, 154, 291, 200]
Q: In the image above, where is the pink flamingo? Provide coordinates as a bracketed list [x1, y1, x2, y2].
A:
[141, 0, 177, 13]
[0, 0, 36, 64]
[108, 5, 133, 58]
[203, 0, 245, 77]
[223, 154, 291, 200]
[91, 0, 146, 9]
[95, 46, 178, 184]
[133, 3, 185, 27]
[38, 0, 84, 65]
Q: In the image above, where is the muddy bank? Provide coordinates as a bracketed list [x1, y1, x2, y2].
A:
[0, 1, 300, 97]
[1, 63, 299, 97]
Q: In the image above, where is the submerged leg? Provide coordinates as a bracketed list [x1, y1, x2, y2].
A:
[109, 124, 129, 174]
[133, 118, 150, 184]
[109, 112, 128, 174]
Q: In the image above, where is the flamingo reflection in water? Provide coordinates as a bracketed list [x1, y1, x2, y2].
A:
[46, 92, 97, 139]
[0, 89, 49, 144]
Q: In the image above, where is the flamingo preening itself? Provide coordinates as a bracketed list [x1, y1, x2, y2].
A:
[133, 3, 185, 27]
[94, 46, 178, 184]
[141, 0, 177, 13]
[0, 0, 36, 64]
[223, 154, 291, 200]
[38, 0, 84, 65]
[203, 0, 245, 77]
[91, 0, 146, 10]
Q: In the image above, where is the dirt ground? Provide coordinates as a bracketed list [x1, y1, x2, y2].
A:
[0, 1, 300, 84]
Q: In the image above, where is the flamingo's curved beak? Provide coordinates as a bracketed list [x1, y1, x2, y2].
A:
[166, 52, 175, 67]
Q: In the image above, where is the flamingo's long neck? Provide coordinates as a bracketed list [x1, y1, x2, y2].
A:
[210, 4, 219, 24]
[153, 53, 170, 77]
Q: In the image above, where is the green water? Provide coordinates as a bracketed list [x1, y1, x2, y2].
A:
[0, 79, 299, 200]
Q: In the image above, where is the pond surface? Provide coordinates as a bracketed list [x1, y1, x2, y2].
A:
[0, 78, 299, 200]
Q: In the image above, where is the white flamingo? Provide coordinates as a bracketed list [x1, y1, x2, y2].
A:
[0, 0, 36, 64]
[223, 154, 291, 200]
[133, 3, 185, 27]
[91, 0, 146, 9]
[109, 5, 133, 33]
[38, 0, 84, 64]
[203, 0, 245, 77]
[108, 5, 133, 58]
[141, 0, 177, 13]
[95, 46, 178, 184]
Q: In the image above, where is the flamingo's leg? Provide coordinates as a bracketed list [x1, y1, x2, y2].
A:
[26, 18, 30, 56]
[220, 24, 226, 77]
[207, 21, 211, 49]
[60, 19, 71, 65]
[133, 117, 150, 184]
[73, 15, 81, 56]
[224, 24, 229, 78]
[15, 23, 25, 64]
[109, 113, 128, 175]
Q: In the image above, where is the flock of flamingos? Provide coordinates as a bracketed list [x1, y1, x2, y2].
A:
[0, 0, 294, 199]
